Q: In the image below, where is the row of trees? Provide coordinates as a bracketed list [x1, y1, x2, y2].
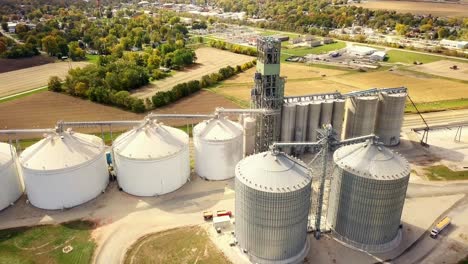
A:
[152, 60, 256, 108]
[207, 39, 257, 56]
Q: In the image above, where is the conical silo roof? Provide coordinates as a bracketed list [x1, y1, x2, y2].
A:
[19, 131, 105, 171]
[194, 117, 242, 142]
[333, 141, 410, 180]
[236, 151, 311, 193]
[113, 120, 188, 160]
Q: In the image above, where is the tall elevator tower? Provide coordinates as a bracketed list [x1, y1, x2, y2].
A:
[251, 37, 284, 153]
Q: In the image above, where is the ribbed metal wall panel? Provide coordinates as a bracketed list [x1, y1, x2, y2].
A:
[235, 178, 311, 263]
[280, 103, 296, 154]
[294, 103, 309, 155]
[243, 116, 257, 157]
[307, 102, 321, 152]
[328, 170, 408, 245]
[320, 101, 334, 126]
[332, 99, 346, 140]
[374, 92, 407, 146]
[344, 96, 379, 139]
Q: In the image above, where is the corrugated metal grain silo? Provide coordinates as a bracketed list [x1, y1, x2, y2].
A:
[0, 143, 23, 211]
[194, 117, 243, 180]
[344, 96, 379, 139]
[294, 103, 309, 155]
[19, 130, 109, 210]
[113, 120, 190, 196]
[280, 103, 296, 154]
[235, 151, 312, 264]
[332, 99, 346, 140]
[327, 141, 410, 252]
[374, 92, 407, 146]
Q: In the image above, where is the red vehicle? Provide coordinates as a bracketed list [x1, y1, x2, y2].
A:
[216, 210, 232, 217]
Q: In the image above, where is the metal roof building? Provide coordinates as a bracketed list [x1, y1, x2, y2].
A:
[0, 143, 23, 211]
[113, 120, 190, 196]
[19, 131, 109, 210]
[235, 151, 311, 264]
[327, 141, 410, 252]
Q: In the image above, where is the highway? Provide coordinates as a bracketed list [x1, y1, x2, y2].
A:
[403, 109, 468, 130]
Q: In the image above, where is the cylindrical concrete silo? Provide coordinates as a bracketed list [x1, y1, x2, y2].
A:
[307, 101, 321, 152]
[320, 100, 334, 127]
[0, 143, 23, 211]
[327, 141, 410, 252]
[113, 120, 190, 196]
[344, 96, 379, 139]
[332, 99, 346, 140]
[19, 131, 109, 210]
[375, 92, 407, 146]
[280, 103, 296, 154]
[294, 103, 309, 156]
[194, 117, 243, 180]
[243, 115, 256, 157]
[235, 151, 312, 264]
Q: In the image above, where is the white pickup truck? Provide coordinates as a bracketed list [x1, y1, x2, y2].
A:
[430, 216, 451, 239]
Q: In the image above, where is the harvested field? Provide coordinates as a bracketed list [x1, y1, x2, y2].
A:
[410, 60, 468, 81]
[132, 47, 253, 99]
[0, 61, 90, 98]
[0, 90, 238, 140]
[352, 1, 468, 17]
[327, 70, 468, 102]
[0, 55, 55, 73]
[212, 62, 468, 104]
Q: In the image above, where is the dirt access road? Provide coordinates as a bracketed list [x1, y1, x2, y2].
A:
[132, 47, 254, 99]
[0, 61, 89, 97]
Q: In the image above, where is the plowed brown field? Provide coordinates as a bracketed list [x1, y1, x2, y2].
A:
[0, 90, 239, 139]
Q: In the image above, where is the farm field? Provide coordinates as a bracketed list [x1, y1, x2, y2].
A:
[124, 226, 231, 264]
[0, 221, 96, 264]
[410, 60, 468, 81]
[0, 90, 238, 139]
[282, 42, 347, 58]
[386, 50, 444, 64]
[352, 1, 468, 17]
[212, 62, 468, 105]
[0, 61, 90, 98]
[0, 56, 55, 73]
[132, 47, 253, 99]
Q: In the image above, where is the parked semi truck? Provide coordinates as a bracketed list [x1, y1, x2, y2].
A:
[430, 216, 451, 238]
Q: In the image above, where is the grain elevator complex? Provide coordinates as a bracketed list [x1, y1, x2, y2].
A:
[0, 37, 412, 263]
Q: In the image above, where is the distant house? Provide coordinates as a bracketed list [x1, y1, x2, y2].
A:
[307, 39, 322, 47]
[440, 39, 468, 50]
[272, 35, 289, 42]
[7, 22, 17, 33]
[370, 51, 387, 61]
[290, 37, 303, 45]
[322, 38, 334, 44]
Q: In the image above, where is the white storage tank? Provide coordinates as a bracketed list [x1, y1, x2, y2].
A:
[344, 96, 379, 139]
[19, 130, 109, 210]
[194, 117, 243, 180]
[0, 142, 24, 211]
[235, 151, 312, 264]
[113, 120, 190, 196]
[294, 103, 309, 155]
[280, 103, 296, 155]
[375, 92, 407, 146]
[243, 115, 256, 157]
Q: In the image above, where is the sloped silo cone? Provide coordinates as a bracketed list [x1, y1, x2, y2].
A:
[0, 142, 24, 211]
[113, 120, 190, 196]
[235, 151, 312, 264]
[194, 116, 243, 180]
[327, 140, 410, 252]
[19, 130, 109, 210]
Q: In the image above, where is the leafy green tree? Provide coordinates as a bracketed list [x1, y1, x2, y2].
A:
[48, 76, 62, 92]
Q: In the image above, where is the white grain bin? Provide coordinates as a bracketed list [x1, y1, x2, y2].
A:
[344, 96, 379, 139]
[280, 103, 296, 154]
[235, 151, 312, 264]
[113, 120, 190, 196]
[294, 103, 309, 155]
[0, 143, 24, 211]
[19, 130, 108, 210]
[194, 117, 243, 180]
[327, 140, 410, 252]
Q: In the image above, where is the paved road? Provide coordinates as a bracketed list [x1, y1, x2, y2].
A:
[403, 109, 468, 130]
